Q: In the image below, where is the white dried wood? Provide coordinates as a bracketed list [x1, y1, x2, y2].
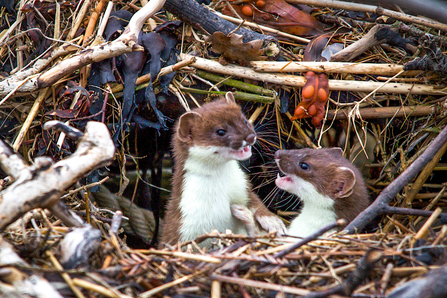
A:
[0, 121, 114, 230]
[0, 0, 166, 98]
[181, 54, 443, 95]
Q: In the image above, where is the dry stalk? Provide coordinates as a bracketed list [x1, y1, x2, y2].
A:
[250, 61, 421, 76]
[181, 54, 444, 95]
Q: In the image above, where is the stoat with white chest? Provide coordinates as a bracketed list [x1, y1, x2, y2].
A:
[275, 148, 370, 238]
[161, 92, 286, 247]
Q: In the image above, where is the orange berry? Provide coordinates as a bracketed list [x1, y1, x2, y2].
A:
[317, 88, 328, 102]
[291, 106, 306, 120]
[256, 0, 265, 7]
[308, 105, 317, 116]
[241, 5, 253, 16]
[302, 85, 315, 99]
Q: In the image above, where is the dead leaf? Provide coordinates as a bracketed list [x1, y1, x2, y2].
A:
[206, 32, 267, 65]
[223, 0, 323, 36]
[303, 34, 331, 62]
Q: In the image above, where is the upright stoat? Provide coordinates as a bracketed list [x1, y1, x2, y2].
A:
[161, 92, 286, 247]
[275, 148, 369, 238]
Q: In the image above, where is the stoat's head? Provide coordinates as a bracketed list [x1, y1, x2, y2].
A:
[274, 148, 358, 201]
[176, 92, 256, 162]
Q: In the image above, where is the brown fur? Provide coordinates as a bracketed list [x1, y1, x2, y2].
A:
[275, 148, 369, 223]
[161, 97, 276, 246]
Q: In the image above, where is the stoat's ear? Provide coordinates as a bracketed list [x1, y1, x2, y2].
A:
[225, 92, 236, 104]
[331, 166, 356, 198]
[177, 111, 201, 142]
[327, 147, 343, 158]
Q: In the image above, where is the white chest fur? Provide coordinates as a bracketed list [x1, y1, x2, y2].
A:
[179, 146, 250, 243]
[287, 177, 337, 238]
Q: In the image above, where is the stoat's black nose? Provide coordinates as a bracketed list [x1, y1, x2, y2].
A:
[246, 134, 256, 144]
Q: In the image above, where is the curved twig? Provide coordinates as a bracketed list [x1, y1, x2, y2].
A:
[0, 0, 166, 98]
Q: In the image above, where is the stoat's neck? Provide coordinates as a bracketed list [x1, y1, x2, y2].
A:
[287, 177, 337, 238]
[184, 146, 232, 176]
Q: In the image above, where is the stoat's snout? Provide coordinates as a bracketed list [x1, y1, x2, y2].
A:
[230, 144, 252, 160]
[275, 172, 294, 191]
[274, 150, 293, 187]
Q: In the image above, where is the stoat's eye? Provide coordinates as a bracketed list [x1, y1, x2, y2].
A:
[216, 129, 227, 136]
[242, 118, 248, 125]
[299, 162, 310, 170]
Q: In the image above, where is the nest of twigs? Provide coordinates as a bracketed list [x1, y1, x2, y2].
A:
[1, 0, 447, 297]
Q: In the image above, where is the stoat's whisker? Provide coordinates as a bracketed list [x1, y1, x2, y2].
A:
[262, 186, 281, 207]
[287, 195, 302, 211]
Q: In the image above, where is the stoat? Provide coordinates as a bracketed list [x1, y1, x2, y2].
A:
[161, 92, 286, 247]
[275, 148, 369, 238]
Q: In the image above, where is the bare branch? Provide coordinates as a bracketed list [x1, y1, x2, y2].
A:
[0, 121, 115, 231]
[0, 0, 166, 98]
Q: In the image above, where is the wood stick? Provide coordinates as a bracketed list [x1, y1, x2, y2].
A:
[413, 207, 442, 242]
[414, 186, 447, 226]
[164, 0, 279, 47]
[83, 0, 109, 44]
[327, 105, 442, 120]
[1, 122, 114, 230]
[210, 274, 310, 296]
[250, 61, 421, 76]
[329, 24, 414, 62]
[13, 88, 50, 152]
[211, 280, 221, 298]
[72, 278, 131, 298]
[286, 0, 447, 32]
[391, 266, 439, 277]
[67, 0, 92, 41]
[136, 249, 222, 263]
[181, 54, 443, 95]
[404, 140, 447, 207]
[274, 219, 346, 258]
[195, 69, 276, 96]
[46, 251, 86, 298]
[111, 56, 197, 93]
[139, 272, 202, 298]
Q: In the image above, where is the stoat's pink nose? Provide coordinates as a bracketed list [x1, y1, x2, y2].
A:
[246, 134, 256, 144]
[274, 150, 287, 159]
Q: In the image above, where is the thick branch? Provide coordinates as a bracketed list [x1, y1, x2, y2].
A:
[164, 0, 278, 46]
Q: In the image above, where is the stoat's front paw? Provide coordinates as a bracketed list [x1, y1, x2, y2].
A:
[256, 215, 287, 236]
[230, 204, 256, 237]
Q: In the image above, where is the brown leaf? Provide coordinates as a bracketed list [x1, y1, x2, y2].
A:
[303, 34, 331, 62]
[223, 0, 323, 36]
[206, 32, 267, 64]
